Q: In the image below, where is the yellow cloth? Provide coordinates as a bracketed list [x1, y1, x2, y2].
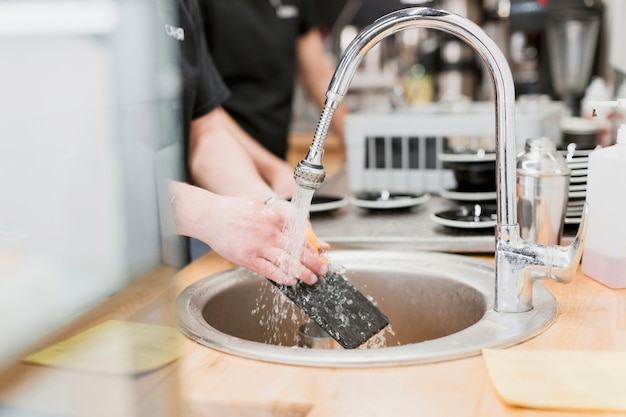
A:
[483, 349, 626, 412]
[23, 320, 182, 375]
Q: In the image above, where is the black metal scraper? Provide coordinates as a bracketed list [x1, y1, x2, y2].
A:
[271, 269, 389, 349]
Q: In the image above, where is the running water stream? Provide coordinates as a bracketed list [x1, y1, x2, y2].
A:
[281, 185, 315, 281]
[250, 185, 315, 345]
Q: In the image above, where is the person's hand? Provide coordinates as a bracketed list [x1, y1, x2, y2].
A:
[269, 198, 331, 253]
[201, 195, 328, 286]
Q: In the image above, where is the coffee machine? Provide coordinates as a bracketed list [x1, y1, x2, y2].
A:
[506, 0, 604, 115]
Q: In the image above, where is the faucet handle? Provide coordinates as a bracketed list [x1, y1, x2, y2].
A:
[496, 203, 588, 312]
[549, 202, 588, 284]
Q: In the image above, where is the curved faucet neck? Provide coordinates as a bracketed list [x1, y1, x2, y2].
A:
[326, 7, 517, 226]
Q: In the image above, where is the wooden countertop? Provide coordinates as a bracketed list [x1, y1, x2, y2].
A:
[1, 249, 625, 417]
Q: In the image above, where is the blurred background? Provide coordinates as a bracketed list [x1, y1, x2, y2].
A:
[289, 0, 624, 197]
[293, 0, 619, 123]
[0, 0, 183, 363]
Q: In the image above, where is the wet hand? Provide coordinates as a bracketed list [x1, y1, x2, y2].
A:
[204, 196, 327, 286]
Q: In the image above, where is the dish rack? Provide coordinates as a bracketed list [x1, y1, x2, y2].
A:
[344, 100, 565, 194]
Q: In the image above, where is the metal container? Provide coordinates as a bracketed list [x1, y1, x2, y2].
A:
[516, 137, 571, 245]
[297, 322, 342, 350]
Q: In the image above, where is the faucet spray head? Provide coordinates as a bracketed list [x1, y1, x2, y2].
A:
[294, 160, 325, 190]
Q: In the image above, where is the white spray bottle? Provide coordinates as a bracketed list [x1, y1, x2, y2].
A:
[582, 99, 626, 288]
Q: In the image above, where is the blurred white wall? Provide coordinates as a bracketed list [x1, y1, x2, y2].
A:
[0, 0, 183, 361]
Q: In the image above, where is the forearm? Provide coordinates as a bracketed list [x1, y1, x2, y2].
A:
[188, 108, 277, 202]
[221, 109, 295, 185]
[168, 181, 213, 240]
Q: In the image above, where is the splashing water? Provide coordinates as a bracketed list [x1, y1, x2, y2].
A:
[251, 185, 315, 344]
[359, 324, 397, 349]
[251, 185, 397, 349]
[251, 281, 302, 345]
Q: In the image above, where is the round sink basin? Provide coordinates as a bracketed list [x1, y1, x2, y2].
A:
[176, 250, 557, 367]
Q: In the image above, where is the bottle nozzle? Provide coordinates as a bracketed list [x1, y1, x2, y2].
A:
[590, 99, 626, 115]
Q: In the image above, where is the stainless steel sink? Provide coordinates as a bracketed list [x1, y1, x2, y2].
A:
[176, 250, 557, 368]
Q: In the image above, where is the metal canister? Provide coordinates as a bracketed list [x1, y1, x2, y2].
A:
[297, 322, 342, 349]
[516, 137, 571, 245]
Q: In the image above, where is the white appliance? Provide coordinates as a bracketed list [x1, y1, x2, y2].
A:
[345, 99, 566, 193]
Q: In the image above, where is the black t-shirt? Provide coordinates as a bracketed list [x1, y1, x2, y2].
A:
[159, 0, 230, 176]
[199, 0, 318, 159]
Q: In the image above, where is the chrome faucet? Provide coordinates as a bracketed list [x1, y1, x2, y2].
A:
[294, 7, 588, 313]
